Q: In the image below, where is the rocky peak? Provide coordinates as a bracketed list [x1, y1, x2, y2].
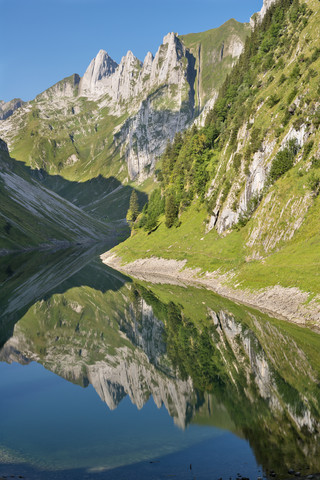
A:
[107, 50, 142, 103]
[117, 50, 142, 77]
[0, 98, 24, 121]
[163, 31, 176, 46]
[250, 0, 278, 27]
[142, 51, 154, 72]
[150, 32, 185, 86]
[36, 73, 81, 101]
[80, 49, 118, 95]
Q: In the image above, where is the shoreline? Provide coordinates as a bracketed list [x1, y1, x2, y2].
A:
[101, 252, 320, 332]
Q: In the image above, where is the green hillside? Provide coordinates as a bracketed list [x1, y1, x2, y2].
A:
[180, 19, 251, 108]
[0, 144, 123, 252]
[109, 0, 320, 315]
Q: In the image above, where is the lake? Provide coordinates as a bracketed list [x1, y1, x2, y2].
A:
[0, 246, 319, 479]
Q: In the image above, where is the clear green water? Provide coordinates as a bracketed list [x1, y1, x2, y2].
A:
[0, 247, 319, 479]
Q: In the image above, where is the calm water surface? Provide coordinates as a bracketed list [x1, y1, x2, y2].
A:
[0, 247, 319, 479]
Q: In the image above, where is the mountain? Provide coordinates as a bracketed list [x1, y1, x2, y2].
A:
[0, 22, 249, 185]
[104, 0, 320, 328]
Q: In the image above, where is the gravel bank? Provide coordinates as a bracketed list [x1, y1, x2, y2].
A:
[101, 252, 320, 331]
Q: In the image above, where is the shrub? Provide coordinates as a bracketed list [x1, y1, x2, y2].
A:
[233, 192, 262, 229]
[126, 190, 140, 229]
[279, 73, 286, 85]
[144, 189, 165, 231]
[307, 47, 320, 65]
[307, 172, 320, 195]
[267, 94, 280, 107]
[282, 110, 291, 127]
[221, 180, 232, 203]
[290, 64, 301, 80]
[287, 87, 298, 105]
[312, 107, 320, 128]
[268, 139, 299, 183]
[311, 156, 320, 169]
[293, 117, 304, 130]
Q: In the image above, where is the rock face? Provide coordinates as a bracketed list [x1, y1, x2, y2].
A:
[79, 33, 197, 179]
[0, 138, 8, 153]
[250, 0, 278, 27]
[80, 50, 118, 96]
[0, 23, 248, 182]
[115, 97, 194, 179]
[207, 119, 312, 237]
[0, 98, 24, 120]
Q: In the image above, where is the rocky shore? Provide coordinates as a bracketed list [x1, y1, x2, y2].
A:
[101, 252, 320, 331]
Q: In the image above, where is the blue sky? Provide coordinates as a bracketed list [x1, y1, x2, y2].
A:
[0, 0, 262, 102]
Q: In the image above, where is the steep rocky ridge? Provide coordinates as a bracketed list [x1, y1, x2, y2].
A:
[203, 0, 320, 242]
[0, 23, 249, 185]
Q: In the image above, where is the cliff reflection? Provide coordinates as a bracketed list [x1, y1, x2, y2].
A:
[0, 263, 320, 475]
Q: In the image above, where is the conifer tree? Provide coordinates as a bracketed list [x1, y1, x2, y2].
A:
[126, 190, 139, 228]
[165, 192, 178, 228]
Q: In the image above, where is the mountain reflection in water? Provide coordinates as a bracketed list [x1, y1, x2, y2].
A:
[0, 249, 319, 479]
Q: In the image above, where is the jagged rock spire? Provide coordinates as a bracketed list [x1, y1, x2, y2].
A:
[80, 49, 118, 95]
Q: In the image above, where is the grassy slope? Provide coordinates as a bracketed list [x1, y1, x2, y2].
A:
[110, 0, 320, 298]
[10, 96, 128, 183]
[0, 148, 115, 251]
[180, 19, 251, 108]
[110, 194, 320, 295]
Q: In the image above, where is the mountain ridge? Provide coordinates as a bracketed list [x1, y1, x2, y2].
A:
[0, 22, 249, 183]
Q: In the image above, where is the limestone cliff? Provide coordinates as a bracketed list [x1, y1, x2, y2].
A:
[80, 50, 118, 96]
[250, 0, 278, 27]
[0, 22, 249, 182]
